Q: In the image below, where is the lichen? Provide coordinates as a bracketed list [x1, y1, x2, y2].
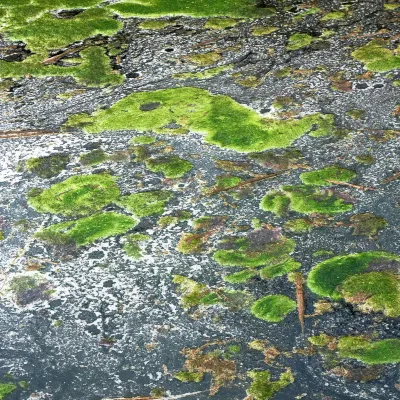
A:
[64, 87, 335, 153]
[351, 39, 400, 72]
[307, 251, 400, 299]
[246, 369, 294, 400]
[23, 154, 70, 179]
[251, 295, 296, 322]
[299, 166, 356, 186]
[116, 190, 172, 217]
[260, 185, 353, 216]
[35, 212, 137, 247]
[27, 174, 120, 217]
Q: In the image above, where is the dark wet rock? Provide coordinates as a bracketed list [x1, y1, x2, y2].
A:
[140, 102, 161, 111]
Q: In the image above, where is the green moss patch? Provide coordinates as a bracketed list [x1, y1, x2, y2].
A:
[8, 273, 51, 306]
[246, 370, 294, 400]
[145, 156, 193, 178]
[259, 259, 301, 279]
[35, 212, 137, 247]
[307, 251, 400, 299]
[116, 190, 172, 217]
[260, 185, 353, 216]
[350, 213, 387, 237]
[338, 336, 400, 364]
[79, 149, 107, 166]
[351, 39, 400, 72]
[321, 11, 346, 21]
[23, 154, 70, 179]
[64, 87, 335, 153]
[204, 17, 239, 29]
[286, 33, 314, 51]
[340, 272, 400, 317]
[122, 233, 150, 259]
[173, 65, 233, 80]
[0, 383, 17, 400]
[188, 51, 222, 66]
[284, 218, 313, 233]
[251, 295, 296, 322]
[300, 166, 356, 186]
[27, 174, 120, 217]
[252, 26, 278, 36]
[174, 371, 204, 383]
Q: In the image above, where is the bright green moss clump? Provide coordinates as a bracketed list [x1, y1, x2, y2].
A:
[321, 11, 346, 20]
[259, 259, 301, 279]
[204, 17, 239, 29]
[23, 154, 70, 179]
[251, 295, 296, 322]
[0, 383, 17, 400]
[307, 251, 400, 299]
[116, 190, 172, 217]
[145, 156, 193, 178]
[108, 0, 276, 18]
[341, 272, 400, 317]
[284, 218, 313, 233]
[247, 370, 294, 400]
[174, 371, 204, 383]
[286, 33, 314, 51]
[260, 185, 353, 216]
[36, 212, 137, 247]
[351, 39, 400, 72]
[27, 174, 120, 217]
[300, 166, 356, 186]
[64, 87, 335, 153]
[338, 336, 400, 364]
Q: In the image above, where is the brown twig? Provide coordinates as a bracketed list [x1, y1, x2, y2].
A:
[326, 180, 376, 191]
[381, 172, 400, 184]
[0, 130, 65, 139]
[294, 272, 305, 334]
[41, 46, 85, 65]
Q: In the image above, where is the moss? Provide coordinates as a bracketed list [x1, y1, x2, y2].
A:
[145, 156, 193, 178]
[174, 371, 204, 383]
[313, 250, 334, 258]
[251, 295, 296, 322]
[272, 96, 294, 110]
[79, 149, 107, 166]
[0, 232, 5, 241]
[321, 11, 346, 20]
[293, 7, 321, 20]
[346, 109, 366, 120]
[214, 175, 242, 189]
[259, 258, 301, 279]
[307, 251, 400, 299]
[173, 64, 233, 80]
[130, 135, 156, 145]
[351, 39, 400, 72]
[284, 218, 313, 233]
[0, 383, 17, 400]
[286, 33, 314, 51]
[24, 154, 70, 178]
[250, 148, 304, 171]
[308, 333, 335, 347]
[116, 190, 172, 217]
[350, 213, 387, 237]
[338, 336, 400, 364]
[8, 273, 51, 306]
[247, 370, 294, 400]
[273, 67, 291, 78]
[177, 233, 206, 254]
[385, 3, 400, 10]
[224, 269, 258, 283]
[214, 231, 296, 268]
[158, 210, 191, 228]
[108, 0, 276, 18]
[27, 174, 120, 217]
[123, 233, 150, 259]
[138, 19, 173, 30]
[188, 51, 222, 66]
[228, 344, 241, 354]
[204, 17, 238, 29]
[354, 154, 375, 165]
[300, 166, 356, 186]
[36, 212, 137, 247]
[252, 26, 278, 36]
[340, 272, 400, 317]
[64, 87, 335, 153]
[261, 185, 353, 216]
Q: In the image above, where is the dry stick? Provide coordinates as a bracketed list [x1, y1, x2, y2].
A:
[41, 46, 85, 65]
[382, 172, 400, 184]
[326, 180, 376, 192]
[204, 172, 285, 197]
[294, 272, 305, 334]
[0, 130, 65, 139]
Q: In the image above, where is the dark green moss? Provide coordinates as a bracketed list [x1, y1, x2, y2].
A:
[350, 213, 387, 237]
[284, 218, 313, 233]
[251, 295, 296, 322]
[8, 273, 51, 306]
[24, 154, 70, 178]
[307, 251, 400, 299]
[300, 166, 356, 186]
[346, 109, 366, 120]
[158, 210, 191, 228]
[321, 11, 346, 20]
[79, 149, 107, 166]
[27, 174, 120, 217]
[246, 370, 294, 400]
[224, 269, 258, 283]
[35, 212, 137, 246]
[252, 26, 278, 36]
[354, 154, 375, 165]
[116, 190, 172, 217]
[145, 156, 193, 178]
[308, 333, 335, 347]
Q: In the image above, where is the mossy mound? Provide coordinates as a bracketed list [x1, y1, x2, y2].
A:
[35, 212, 137, 247]
[246, 370, 294, 400]
[145, 156, 193, 178]
[27, 174, 120, 217]
[260, 185, 353, 216]
[251, 295, 296, 322]
[64, 87, 335, 153]
[300, 166, 356, 186]
[122, 233, 150, 259]
[307, 251, 400, 299]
